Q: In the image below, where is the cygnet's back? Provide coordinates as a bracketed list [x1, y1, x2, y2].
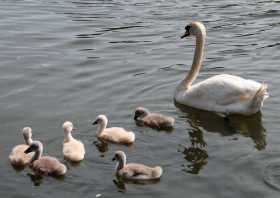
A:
[32, 156, 67, 176]
[93, 115, 135, 144]
[134, 107, 175, 130]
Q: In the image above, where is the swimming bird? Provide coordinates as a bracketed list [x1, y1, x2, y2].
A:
[134, 107, 175, 130]
[62, 121, 85, 162]
[92, 115, 135, 144]
[174, 21, 268, 115]
[9, 127, 34, 167]
[24, 141, 67, 176]
[112, 150, 163, 180]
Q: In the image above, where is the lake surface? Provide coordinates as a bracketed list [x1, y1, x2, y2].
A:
[0, 0, 280, 197]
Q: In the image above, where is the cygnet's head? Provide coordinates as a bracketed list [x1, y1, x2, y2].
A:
[63, 121, 74, 133]
[134, 107, 150, 121]
[181, 21, 206, 39]
[24, 140, 43, 154]
[92, 115, 108, 125]
[112, 150, 126, 162]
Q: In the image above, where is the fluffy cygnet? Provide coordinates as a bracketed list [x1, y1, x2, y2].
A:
[62, 121, 85, 162]
[134, 107, 175, 130]
[92, 115, 135, 144]
[112, 150, 163, 180]
[25, 141, 67, 176]
[9, 127, 34, 167]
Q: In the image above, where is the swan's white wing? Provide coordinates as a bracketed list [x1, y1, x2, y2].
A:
[175, 74, 265, 115]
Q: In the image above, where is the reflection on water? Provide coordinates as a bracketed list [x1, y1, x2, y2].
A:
[27, 172, 65, 186]
[27, 172, 43, 186]
[175, 102, 235, 136]
[113, 178, 126, 192]
[176, 102, 266, 173]
[94, 140, 109, 157]
[113, 176, 161, 192]
[176, 102, 266, 148]
[182, 124, 208, 174]
[228, 112, 266, 150]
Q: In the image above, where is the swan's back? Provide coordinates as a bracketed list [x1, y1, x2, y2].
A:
[9, 144, 32, 167]
[63, 139, 85, 162]
[32, 156, 67, 176]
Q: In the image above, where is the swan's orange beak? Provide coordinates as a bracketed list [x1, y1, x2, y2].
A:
[181, 31, 190, 39]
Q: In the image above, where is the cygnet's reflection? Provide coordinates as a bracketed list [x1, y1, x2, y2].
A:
[27, 172, 65, 186]
[93, 140, 109, 157]
[113, 176, 161, 192]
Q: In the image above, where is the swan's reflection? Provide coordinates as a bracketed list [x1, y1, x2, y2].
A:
[176, 102, 266, 149]
[182, 123, 208, 174]
[227, 111, 266, 150]
[176, 102, 267, 174]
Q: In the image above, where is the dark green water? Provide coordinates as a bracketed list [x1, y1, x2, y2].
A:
[0, 0, 280, 197]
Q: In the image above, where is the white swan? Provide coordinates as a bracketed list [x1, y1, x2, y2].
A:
[62, 121, 85, 162]
[25, 140, 67, 176]
[9, 127, 34, 167]
[112, 150, 163, 180]
[92, 115, 135, 144]
[174, 21, 268, 115]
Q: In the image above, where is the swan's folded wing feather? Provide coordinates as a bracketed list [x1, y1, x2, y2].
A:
[187, 74, 260, 106]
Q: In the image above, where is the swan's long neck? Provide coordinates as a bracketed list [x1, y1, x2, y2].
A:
[182, 33, 205, 89]
[31, 145, 43, 163]
[116, 153, 126, 172]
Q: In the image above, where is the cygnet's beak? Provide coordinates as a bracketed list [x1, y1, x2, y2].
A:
[133, 115, 138, 121]
[181, 31, 190, 39]
[24, 145, 34, 154]
[112, 156, 116, 161]
[73, 127, 77, 131]
[92, 120, 98, 125]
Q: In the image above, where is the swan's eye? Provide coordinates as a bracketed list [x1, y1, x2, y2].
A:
[185, 25, 191, 32]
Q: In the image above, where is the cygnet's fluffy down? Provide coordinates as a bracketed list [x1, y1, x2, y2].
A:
[62, 121, 85, 162]
[25, 141, 67, 176]
[9, 127, 34, 167]
[134, 107, 175, 130]
[112, 150, 163, 180]
[92, 115, 135, 144]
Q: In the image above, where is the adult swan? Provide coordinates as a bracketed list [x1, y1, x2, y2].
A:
[174, 21, 268, 115]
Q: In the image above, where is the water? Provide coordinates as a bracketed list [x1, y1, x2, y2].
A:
[0, 0, 279, 197]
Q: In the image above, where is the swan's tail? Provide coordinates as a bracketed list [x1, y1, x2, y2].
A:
[251, 83, 269, 112]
